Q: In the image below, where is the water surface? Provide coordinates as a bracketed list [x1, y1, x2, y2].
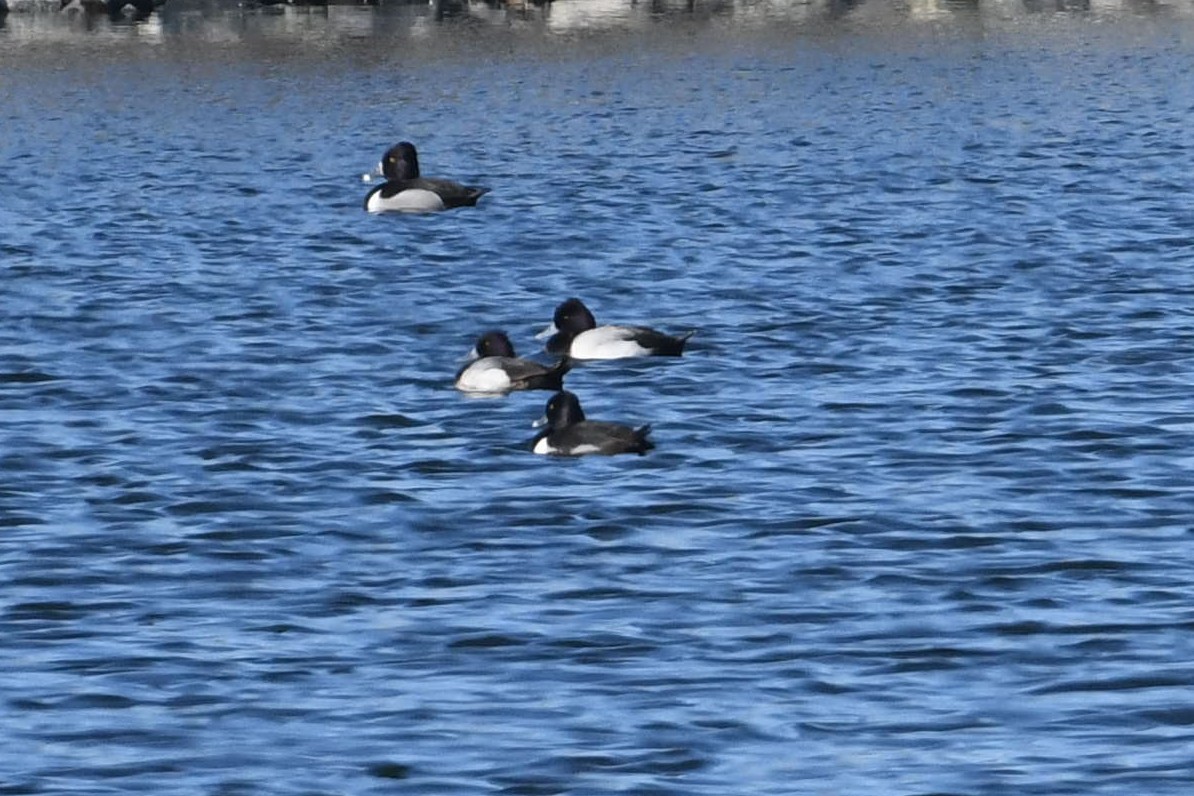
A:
[3, 2, 1194, 794]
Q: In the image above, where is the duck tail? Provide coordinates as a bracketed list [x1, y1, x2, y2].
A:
[663, 330, 696, 356]
[633, 424, 655, 454]
[531, 356, 572, 392]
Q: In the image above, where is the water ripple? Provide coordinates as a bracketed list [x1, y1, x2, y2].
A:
[4, 8, 1194, 796]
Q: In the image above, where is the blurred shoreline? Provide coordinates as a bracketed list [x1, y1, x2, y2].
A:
[3, 0, 1193, 53]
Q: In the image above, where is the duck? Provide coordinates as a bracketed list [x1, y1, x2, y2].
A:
[531, 390, 654, 457]
[455, 330, 570, 394]
[364, 142, 488, 213]
[536, 297, 694, 360]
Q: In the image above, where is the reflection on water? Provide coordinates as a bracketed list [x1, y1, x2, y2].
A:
[1, 0, 1191, 49]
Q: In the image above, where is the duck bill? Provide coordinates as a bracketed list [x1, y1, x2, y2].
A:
[533, 323, 558, 340]
[361, 163, 385, 183]
[532, 414, 548, 428]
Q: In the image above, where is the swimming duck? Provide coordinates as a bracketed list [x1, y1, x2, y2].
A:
[455, 331, 570, 394]
[537, 297, 694, 360]
[364, 142, 489, 213]
[531, 390, 654, 457]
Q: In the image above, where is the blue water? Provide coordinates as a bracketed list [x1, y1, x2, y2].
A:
[3, 2, 1194, 794]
